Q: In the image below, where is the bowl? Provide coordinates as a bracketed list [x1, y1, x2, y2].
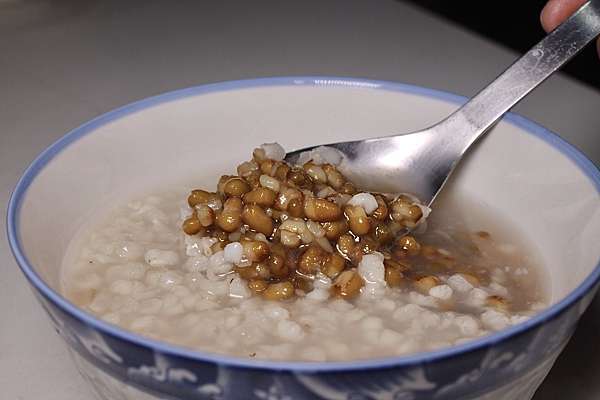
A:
[7, 77, 600, 400]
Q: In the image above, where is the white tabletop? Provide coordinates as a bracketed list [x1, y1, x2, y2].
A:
[1, 1, 599, 399]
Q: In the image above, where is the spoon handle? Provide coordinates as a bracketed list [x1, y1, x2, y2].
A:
[440, 0, 600, 152]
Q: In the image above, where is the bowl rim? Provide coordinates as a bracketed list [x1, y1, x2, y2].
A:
[6, 76, 600, 372]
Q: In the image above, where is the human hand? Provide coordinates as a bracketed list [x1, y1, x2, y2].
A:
[541, 0, 600, 58]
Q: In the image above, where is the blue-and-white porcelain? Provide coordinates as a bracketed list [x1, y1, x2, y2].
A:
[7, 77, 600, 400]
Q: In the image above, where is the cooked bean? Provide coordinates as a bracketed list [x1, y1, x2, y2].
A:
[414, 275, 440, 294]
[274, 188, 302, 211]
[255, 263, 271, 279]
[188, 189, 212, 207]
[407, 205, 423, 223]
[252, 147, 267, 161]
[395, 235, 421, 256]
[384, 265, 404, 287]
[371, 195, 389, 220]
[224, 197, 243, 211]
[321, 253, 346, 279]
[241, 239, 270, 262]
[216, 198, 243, 232]
[322, 220, 349, 240]
[270, 242, 286, 258]
[280, 230, 301, 248]
[304, 197, 342, 222]
[292, 276, 313, 292]
[206, 194, 223, 212]
[259, 174, 281, 192]
[373, 223, 393, 244]
[195, 204, 215, 227]
[245, 172, 261, 189]
[248, 279, 268, 294]
[322, 164, 345, 189]
[358, 236, 379, 254]
[336, 234, 356, 258]
[298, 245, 327, 275]
[263, 281, 295, 300]
[212, 228, 230, 242]
[275, 164, 290, 181]
[303, 162, 327, 183]
[259, 159, 275, 175]
[348, 245, 365, 266]
[242, 205, 274, 235]
[279, 218, 313, 244]
[210, 241, 226, 253]
[244, 187, 276, 207]
[235, 265, 258, 280]
[235, 263, 271, 280]
[391, 197, 423, 227]
[287, 198, 304, 218]
[270, 209, 289, 222]
[390, 197, 409, 218]
[236, 160, 259, 177]
[344, 205, 370, 236]
[217, 175, 236, 195]
[224, 178, 251, 197]
[267, 254, 289, 278]
[182, 215, 202, 235]
[332, 269, 363, 299]
[287, 168, 308, 187]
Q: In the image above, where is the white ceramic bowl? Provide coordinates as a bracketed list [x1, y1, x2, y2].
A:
[8, 77, 600, 400]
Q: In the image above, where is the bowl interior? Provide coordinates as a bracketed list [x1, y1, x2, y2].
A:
[14, 78, 600, 312]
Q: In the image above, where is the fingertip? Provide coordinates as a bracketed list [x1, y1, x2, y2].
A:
[540, 0, 590, 32]
[540, 0, 556, 32]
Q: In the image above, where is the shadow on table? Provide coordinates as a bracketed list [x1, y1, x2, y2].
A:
[534, 293, 600, 399]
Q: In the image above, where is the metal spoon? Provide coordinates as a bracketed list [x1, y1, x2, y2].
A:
[286, 0, 600, 207]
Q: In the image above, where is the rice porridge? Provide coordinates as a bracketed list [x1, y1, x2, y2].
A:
[62, 144, 547, 361]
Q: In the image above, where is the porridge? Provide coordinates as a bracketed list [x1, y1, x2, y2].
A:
[62, 144, 547, 361]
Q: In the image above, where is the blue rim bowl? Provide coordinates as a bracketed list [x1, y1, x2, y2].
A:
[6, 77, 600, 399]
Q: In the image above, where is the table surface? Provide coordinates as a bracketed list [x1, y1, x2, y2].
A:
[1, 1, 599, 399]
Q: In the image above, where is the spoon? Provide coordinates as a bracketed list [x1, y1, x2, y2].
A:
[286, 0, 600, 208]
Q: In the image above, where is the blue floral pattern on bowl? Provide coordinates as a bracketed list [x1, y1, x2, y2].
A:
[38, 283, 596, 400]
